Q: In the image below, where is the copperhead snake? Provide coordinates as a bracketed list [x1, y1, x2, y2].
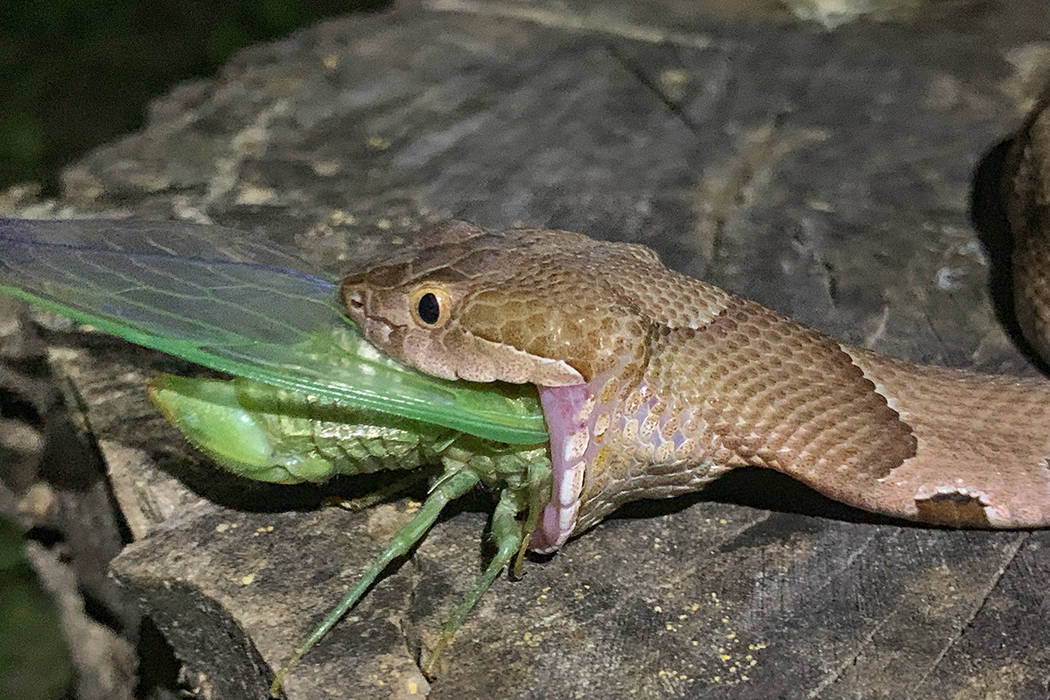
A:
[341, 96, 1050, 554]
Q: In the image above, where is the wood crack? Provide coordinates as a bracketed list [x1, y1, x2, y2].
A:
[603, 43, 701, 138]
[806, 601, 898, 699]
[912, 533, 1028, 694]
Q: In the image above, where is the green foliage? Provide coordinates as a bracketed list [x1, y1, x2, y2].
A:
[0, 0, 390, 192]
[0, 517, 75, 700]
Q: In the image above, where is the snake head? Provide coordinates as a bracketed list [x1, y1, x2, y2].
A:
[339, 221, 653, 387]
[340, 221, 675, 552]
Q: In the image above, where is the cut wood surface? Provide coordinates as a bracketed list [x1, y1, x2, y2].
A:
[3, 1, 1050, 697]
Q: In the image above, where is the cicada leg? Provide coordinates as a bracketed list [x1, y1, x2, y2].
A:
[269, 467, 480, 696]
[420, 485, 523, 677]
[514, 459, 552, 576]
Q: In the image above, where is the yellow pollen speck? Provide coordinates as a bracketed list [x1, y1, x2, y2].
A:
[313, 159, 341, 176]
[653, 605, 663, 613]
[322, 54, 338, 69]
[727, 633, 736, 639]
[713, 676, 721, 682]
[719, 518, 728, 525]
[519, 631, 542, 646]
[665, 623, 675, 631]
[407, 681, 419, 694]
[678, 614, 687, 620]
[660, 68, 689, 86]
[215, 523, 230, 533]
[691, 640, 699, 647]
[741, 674, 750, 681]
[367, 135, 391, 150]
[240, 573, 255, 585]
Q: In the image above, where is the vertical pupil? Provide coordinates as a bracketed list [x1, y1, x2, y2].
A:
[417, 292, 441, 324]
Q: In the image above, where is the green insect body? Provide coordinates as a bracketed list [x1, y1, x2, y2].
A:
[0, 217, 553, 692]
[150, 370, 553, 689]
[150, 372, 468, 484]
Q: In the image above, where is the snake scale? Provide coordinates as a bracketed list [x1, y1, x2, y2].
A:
[342, 95, 1050, 553]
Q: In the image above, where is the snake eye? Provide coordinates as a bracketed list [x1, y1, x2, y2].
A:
[410, 286, 452, 328]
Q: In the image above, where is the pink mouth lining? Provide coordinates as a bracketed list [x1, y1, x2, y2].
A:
[528, 383, 591, 553]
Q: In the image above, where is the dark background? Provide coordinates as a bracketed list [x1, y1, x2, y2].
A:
[0, 1, 387, 194]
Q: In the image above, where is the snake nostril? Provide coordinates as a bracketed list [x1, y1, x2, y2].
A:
[342, 287, 365, 313]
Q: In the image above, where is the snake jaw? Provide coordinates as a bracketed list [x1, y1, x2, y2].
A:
[528, 383, 592, 552]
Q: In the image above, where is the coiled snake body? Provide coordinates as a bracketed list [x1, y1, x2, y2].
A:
[342, 98, 1050, 553]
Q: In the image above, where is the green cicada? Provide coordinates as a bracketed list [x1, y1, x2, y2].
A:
[0, 217, 553, 692]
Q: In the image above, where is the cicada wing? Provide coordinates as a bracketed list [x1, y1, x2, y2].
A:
[0, 218, 547, 444]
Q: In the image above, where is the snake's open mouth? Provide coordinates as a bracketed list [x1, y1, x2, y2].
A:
[529, 383, 592, 553]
